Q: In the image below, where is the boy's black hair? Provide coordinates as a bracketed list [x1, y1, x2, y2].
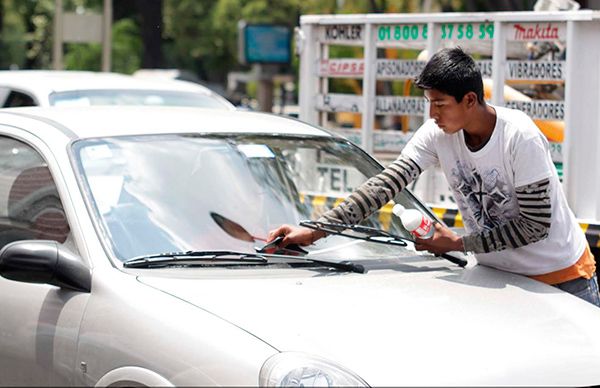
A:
[415, 47, 484, 104]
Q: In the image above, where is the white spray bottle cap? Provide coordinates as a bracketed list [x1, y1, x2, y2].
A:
[392, 204, 406, 217]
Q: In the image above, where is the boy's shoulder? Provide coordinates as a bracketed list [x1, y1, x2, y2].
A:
[494, 105, 541, 139]
[495, 104, 532, 124]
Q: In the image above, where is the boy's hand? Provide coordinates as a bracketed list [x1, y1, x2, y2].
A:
[267, 225, 326, 247]
[413, 223, 463, 255]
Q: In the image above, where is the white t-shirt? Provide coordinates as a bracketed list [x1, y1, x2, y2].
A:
[402, 105, 586, 275]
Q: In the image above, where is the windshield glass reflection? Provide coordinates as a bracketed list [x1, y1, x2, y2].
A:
[73, 134, 424, 262]
[50, 90, 230, 109]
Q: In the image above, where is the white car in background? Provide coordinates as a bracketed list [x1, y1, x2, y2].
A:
[0, 106, 600, 386]
[0, 70, 234, 110]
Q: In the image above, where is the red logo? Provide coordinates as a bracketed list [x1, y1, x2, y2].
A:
[513, 23, 560, 41]
[320, 60, 364, 76]
[411, 216, 432, 238]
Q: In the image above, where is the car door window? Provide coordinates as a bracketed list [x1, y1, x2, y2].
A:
[0, 87, 10, 106]
[3, 90, 36, 107]
[0, 136, 71, 250]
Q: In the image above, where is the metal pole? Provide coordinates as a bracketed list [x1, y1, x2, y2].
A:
[102, 0, 112, 72]
[491, 21, 506, 106]
[53, 0, 63, 70]
[256, 64, 275, 112]
[361, 22, 376, 154]
[298, 23, 319, 125]
[563, 19, 600, 219]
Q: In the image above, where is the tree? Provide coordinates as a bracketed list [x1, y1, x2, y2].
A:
[162, 0, 302, 84]
[0, 0, 28, 69]
[135, 0, 163, 68]
[13, 0, 54, 69]
[162, 1, 219, 81]
[63, 18, 142, 73]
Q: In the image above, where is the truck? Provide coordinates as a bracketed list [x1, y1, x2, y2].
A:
[295, 10, 600, 256]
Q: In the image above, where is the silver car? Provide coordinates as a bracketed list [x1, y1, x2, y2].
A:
[0, 70, 234, 110]
[1, 106, 600, 386]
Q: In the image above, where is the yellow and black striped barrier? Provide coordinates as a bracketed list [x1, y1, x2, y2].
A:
[576, 222, 600, 249]
[299, 193, 600, 249]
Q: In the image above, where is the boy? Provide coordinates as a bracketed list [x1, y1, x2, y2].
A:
[268, 47, 599, 307]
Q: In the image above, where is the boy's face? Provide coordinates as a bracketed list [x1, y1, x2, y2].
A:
[424, 89, 473, 134]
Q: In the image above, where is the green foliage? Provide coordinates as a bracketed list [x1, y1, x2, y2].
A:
[163, 0, 220, 79]
[299, 0, 423, 14]
[0, 0, 28, 68]
[0, 0, 135, 71]
[298, 0, 337, 14]
[165, 0, 303, 103]
[63, 18, 142, 73]
[64, 42, 101, 71]
[246, 80, 257, 98]
[162, 0, 302, 83]
[0, 0, 464, 88]
[111, 18, 142, 74]
[13, 0, 55, 69]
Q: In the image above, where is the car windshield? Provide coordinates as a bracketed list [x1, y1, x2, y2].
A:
[49, 90, 230, 109]
[72, 134, 429, 262]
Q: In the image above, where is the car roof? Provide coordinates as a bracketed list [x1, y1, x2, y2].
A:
[0, 70, 230, 100]
[0, 106, 332, 141]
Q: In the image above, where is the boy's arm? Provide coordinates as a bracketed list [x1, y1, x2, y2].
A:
[318, 155, 422, 225]
[462, 177, 552, 253]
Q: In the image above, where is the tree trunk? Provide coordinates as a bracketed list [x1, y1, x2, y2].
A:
[368, 0, 386, 13]
[135, 0, 163, 68]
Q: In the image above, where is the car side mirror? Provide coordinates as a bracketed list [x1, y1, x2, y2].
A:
[0, 240, 91, 292]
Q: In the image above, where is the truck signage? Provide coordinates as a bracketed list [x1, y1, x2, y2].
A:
[376, 60, 426, 79]
[317, 94, 426, 116]
[505, 100, 564, 120]
[319, 59, 425, 79]
[549, 142, 562, 163]
[333, 128, 414, 153]
[510, 22, 566, 41]
[435, 23, 495, 41]
[476, 60, 493, 78]
[319, 24, 364, 45]
[375, 96, 425, 115]
[377, 24, 428, 42]
[506, 60, 564, 81]
[319, 59, 364, 77]
[319, 58, 563, 81]
[377, 23, 495, 42]
[302, 12, 600, 238]
[316, 93, 362, 113]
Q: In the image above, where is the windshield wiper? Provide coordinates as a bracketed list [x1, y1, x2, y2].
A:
[123, 250, 365, 273]
[300, 220, 409, 246]
[300, 220, 467, 268]
[123, 250, 268, 268]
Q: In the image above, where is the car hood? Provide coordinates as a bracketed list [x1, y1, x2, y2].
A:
[138, 262, 600, 386]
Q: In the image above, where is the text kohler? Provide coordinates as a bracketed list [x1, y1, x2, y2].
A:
[513, 23, 560, 40]
[325, 25, 363, 41]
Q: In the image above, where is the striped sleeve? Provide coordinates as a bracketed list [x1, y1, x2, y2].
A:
[462, 178, 552, 253]
[318, 155, 422, 225]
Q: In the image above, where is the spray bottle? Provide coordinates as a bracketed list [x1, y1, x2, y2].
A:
[392, 204, 435, 239]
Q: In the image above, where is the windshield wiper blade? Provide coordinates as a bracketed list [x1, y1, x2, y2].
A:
[300, 220, 409, 246]
[123, 250, 269, 268]
[279, 255, 365, 273]
[123, 250, 365, 273]
[300, 220, 467, 268]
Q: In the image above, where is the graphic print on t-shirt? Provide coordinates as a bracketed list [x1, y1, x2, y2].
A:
[450, 161, 518, 232]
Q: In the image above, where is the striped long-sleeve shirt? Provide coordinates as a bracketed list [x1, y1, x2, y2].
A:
[318, 155, 552, 254]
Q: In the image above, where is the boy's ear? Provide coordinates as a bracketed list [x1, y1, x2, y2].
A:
[465, 91, 478, 108]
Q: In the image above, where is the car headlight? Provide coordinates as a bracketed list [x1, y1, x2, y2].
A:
[259, 352, 368, 387]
